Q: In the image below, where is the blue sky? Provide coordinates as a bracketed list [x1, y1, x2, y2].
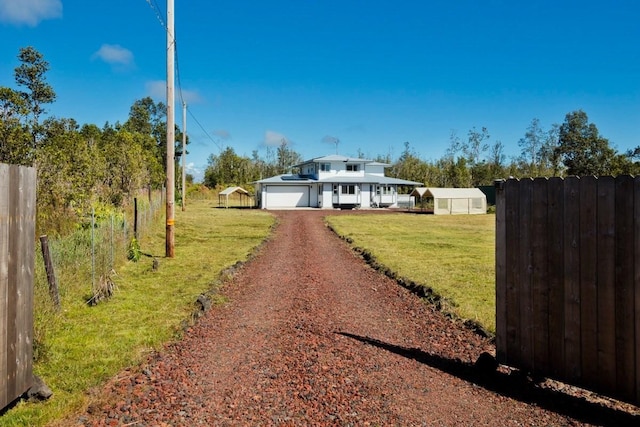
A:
[1, 0, 639, 180]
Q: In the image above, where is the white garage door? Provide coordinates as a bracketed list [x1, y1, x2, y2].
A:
[265, 186, 310, 208]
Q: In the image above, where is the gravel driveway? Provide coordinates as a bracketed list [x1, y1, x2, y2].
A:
[76, 210, 639, 426]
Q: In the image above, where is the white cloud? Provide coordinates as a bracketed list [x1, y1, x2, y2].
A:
[146, 80, 166, 100]
[264, 130, 289, 147]
[145, 80, 203, 105]
[212, 129, 231, 141]
[179, 88, 203, 105]
[0, 0, 61, 26]
[186, 162, 204, 183]
[92, 44, 135, 70]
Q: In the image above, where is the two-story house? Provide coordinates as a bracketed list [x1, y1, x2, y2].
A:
[254, 155, 422, 209]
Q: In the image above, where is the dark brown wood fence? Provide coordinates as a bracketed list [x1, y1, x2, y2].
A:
[495, 175, 640, 405]
[1, 163, 36, 410]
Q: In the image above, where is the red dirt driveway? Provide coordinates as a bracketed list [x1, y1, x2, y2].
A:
[76, 210, 639, 426]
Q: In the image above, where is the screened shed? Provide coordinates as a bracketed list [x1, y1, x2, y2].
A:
[410, 187, 487, 215]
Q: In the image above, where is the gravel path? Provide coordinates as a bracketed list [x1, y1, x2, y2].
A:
[76, 210, 639, 426]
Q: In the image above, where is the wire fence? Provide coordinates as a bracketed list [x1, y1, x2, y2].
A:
[34, 190, 165, 308]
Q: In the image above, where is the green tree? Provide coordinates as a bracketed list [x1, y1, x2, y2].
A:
[124, 97, 167, 187]
[0, 87, 31, 164]
[36, 117, 105, 233]
[518, 119, 562, 177]
[100, 127, 150, 205]
[204, 147, 257, 188]
[555, 110, 617, 176]
[390, 141, 427, 184]
[276, 140, 302, 174]
[518, 118, 545, 176]
[14, 46, 56, 147]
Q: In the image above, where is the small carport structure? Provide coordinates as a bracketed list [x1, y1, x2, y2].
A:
[218, 186, 252, 208]
[411, 187, 487, 214]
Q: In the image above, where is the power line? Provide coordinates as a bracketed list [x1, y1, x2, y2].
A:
[187, 106, 223, 152]
[145, 0, 165, 28]
[144, 0, 185, 120]
[144, 1, 218, 152]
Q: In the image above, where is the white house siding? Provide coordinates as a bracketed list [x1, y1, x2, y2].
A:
[320, 183, 333, 209]
[332, 183, 361, 207]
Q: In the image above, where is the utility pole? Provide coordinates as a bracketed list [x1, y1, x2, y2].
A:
[165, 0, 175, 258]
[182, 101, 187, 211]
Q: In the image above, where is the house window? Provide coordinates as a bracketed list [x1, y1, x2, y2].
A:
[378, 185, 393, 195]
[341, 185, 356, 195]
[320, 163, 331, 172]
[346, 164, 359, 172]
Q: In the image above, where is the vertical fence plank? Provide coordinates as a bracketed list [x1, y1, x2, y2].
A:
[505, 179, 521, 365]
[579, 176, 598, 389]
[495, 180, 507, 363]
[531, 178, 550, 374]
[614, 175, 635, 401]
[547, 177, 565, 378]
[563, 177, 581, 382]
[17, 166, 35, 395]
[0, 164, 9, 408]
[597, 176, 616, 395]
[6, 165, 19, 401]
[518, 178, 534, 371]
[0, 164, 35, 410]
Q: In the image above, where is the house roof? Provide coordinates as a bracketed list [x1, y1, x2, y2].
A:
[318, 175, 421, 185]
[255, 174, 421, 186]
[296, 154, 374, 166]
[255, 174, 315, 184]
[411, 187, 486, 199]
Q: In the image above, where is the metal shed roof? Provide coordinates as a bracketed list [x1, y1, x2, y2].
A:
[219, 186, 250, 195]
[411, 187, 486, 199]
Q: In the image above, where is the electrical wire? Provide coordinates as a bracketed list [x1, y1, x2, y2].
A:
[144, 0, 221, 153]
[187, 106, 224, 152]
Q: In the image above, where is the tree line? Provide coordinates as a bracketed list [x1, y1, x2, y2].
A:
[1, 47, 183, 234]
[2, 46, 639, 235]
[205, 113, 640, 190]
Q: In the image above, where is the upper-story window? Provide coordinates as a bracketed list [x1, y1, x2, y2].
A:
[319, 163, 331, 172]
[346, 163, 360, 172]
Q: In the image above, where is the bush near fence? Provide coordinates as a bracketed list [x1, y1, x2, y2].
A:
[33, 191, 164, 361]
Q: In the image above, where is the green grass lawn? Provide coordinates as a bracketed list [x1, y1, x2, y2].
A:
[1, 201, 274, 427]
[326, 212, 496, 333]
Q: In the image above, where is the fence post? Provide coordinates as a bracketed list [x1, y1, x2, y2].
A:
[110, 214, 114, 270]
[134, 197, 138, 240]
[494, 179, 506, 363]
[91, 207, 95, 290]
[39, 235, 60, 310]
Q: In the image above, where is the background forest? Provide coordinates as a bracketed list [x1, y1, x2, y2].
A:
[2, 47, 640, 236]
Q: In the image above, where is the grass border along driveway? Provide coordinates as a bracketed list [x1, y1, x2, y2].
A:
[1, 201, 274, 427]
[326, 212, 496, 334]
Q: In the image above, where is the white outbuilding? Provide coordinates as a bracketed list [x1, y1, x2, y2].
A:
[410, 187, 487, 215]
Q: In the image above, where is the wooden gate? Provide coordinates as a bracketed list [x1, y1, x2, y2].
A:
[495, 176, 640, 405]
[1, 163, 36, 410]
